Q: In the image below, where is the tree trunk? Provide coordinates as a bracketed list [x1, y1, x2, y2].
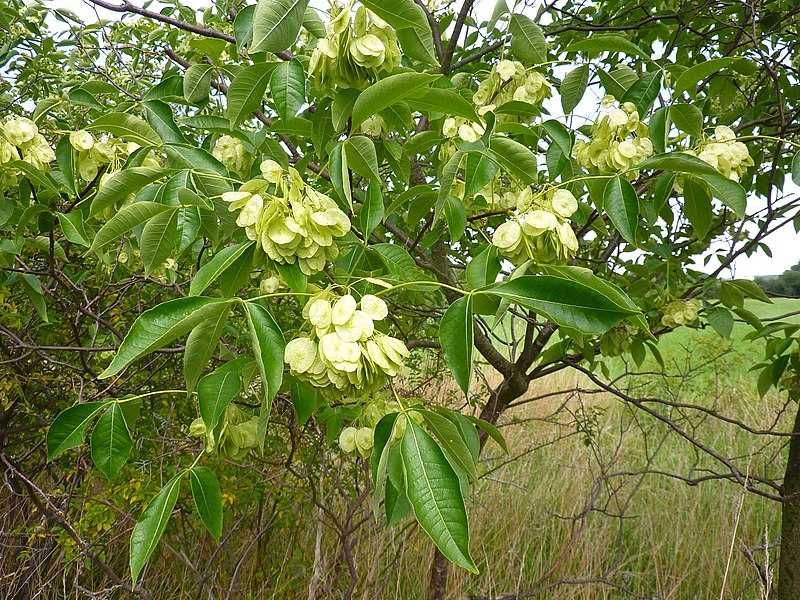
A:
[428, 550, 450, 600]
[428, 373, 529, 600]
[779, 400, 800, 599]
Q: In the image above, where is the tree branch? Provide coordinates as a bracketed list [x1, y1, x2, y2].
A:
[86, 0, 292, 60]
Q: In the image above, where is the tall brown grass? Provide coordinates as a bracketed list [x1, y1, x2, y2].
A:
[2, 333, 787, 599]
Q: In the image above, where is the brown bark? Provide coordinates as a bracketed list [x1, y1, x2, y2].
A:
[427, 371, 530, 600]
[779, 400, 800, 599]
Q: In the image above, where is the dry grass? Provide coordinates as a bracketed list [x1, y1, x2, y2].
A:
[2, 326, 791, 599]
[254, 349, 785, 600]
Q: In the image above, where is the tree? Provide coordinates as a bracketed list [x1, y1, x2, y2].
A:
[757, 261, 800, 296]
[1, 0, 800, 597]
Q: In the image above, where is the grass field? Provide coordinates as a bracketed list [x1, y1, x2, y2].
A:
[40, 299, 799, 599]
[374, 298, 799, 599]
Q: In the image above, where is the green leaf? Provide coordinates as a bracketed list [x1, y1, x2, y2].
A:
[621, 70, 662, 116]
[637, 152, 718, 176]
[603, 176, 639, 244]
[130, 473, 183, 584]
[198, 359, 243, 432]
[19, 274, 48, 322]
[673, 57, 753, 96]
[669, 103, 703, 138]
[290, 378, 319, 425]
[176, 207, 201, 253]
[464, 152, 498, 196]
[484, 275, 639, 334]
[441, 410, 480, 461]
[726, 279, 772, 304]
[466, 246, 500, 290]
[439, 296, 474, 396]
[90, 402, 133, 479]
[183, 303, 232, 394]
[329, 142, 351, 206]
[251, 0, 310, 53]
[143, 76, 184, 101]
[180, 115, 233, 133]
[270, 117, 312, 137]
[483, 136, 537, 184]
[370, 414, 400, 518]
[233, 4, 255, 48]
[488, 0, 510, 29]
[143, 100, 189, 145]
[190, 242, 256, 296]
[370, 412, 399, 483]
[270, 59, 305, 119]
[463, 414, 508, 453]
[140, 208, 179, 276]
[57, 212, 91, 247]
[243, 302, 285, 448]
[56, 137, 77, 195]
[696, 173, 746, 217]
[417, 409, 478, 482]
[443, 195, 466, 241]
[566, 34, 650, 61]
[437, 150, 467, 208]
[332, 89, 359, 132]
[509, 13, 547, 65]
[165, 144, 228, 176]
[649, 107, 669, 154]
[303, 6, 326, 37]
[90, 202, 171, 254]
[47, 401, 107, 460]
[344, 135, 380, 182]
[227, 62, 279, 127]
[351, 72, 439, 130]
[11, 160, 58, 192]
[87, 113, 160, 147]
[190, 467, 223, 540]
[401, 421, 478, 573]
[597, 65, 639, 97]
[359, 1, 437, 64]
[360, 181, 384, 237]
[183, 64, 214, 104]
[792, 152, 800, 186]
[100, 297, 233, 379]
[541, 119, 572, 157]
[275, 262, 307, 293]
[385, 478, 412, 525]
[683, 177, 712, 239]
[406, 88, 480, 123]
[537, 265, 648, 333]
[560, 64, 589, 114]
[706, 306, 734, 338]
[360, 0, 428, 29]
[395, 26, 439, 65]
[90, 167, 169, 216]
[404, 131, 442, 158]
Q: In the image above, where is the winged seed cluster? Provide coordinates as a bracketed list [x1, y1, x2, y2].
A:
[212, 134, 253, 177]
[222, 160, 351, 275]
[491, 187, 580, 263]
[308, 2, 401, 93]
[285, 292, 409, 394]
[572, 95, 655, 176]
[682, 125, 754, 185]
[472, 59, 552, 117]
[0, 117, 55, 189]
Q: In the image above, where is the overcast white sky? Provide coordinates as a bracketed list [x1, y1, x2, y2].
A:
[45, 0, 800, 278]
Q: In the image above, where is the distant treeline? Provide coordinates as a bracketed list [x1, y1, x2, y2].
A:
[755, 262, 800, 296]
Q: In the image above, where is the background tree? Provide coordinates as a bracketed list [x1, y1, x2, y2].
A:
[757, 262, 800, 296]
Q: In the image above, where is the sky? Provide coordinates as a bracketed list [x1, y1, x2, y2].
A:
[44, 0, 800, 278]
